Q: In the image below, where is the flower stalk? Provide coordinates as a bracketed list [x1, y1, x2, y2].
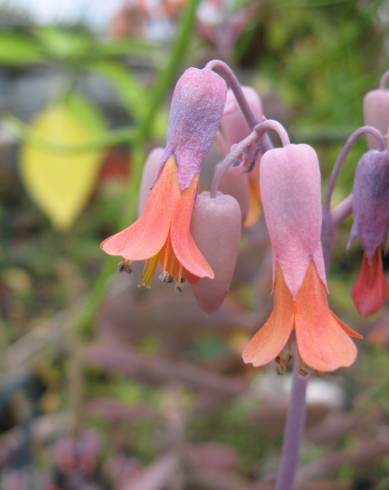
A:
[324, 125, 385, 214]
[276, 355, 309, 490]
[205, 59, 273, 152]
[210, 119, 288, 197]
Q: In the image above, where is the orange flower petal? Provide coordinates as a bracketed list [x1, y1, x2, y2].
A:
[295, 263, 357, 372]
[352, 249, 389, 317]
[331, 312, 363, 340]
[170, 175, 214, 280]
[101, 157, 180, 260]
[242, 264, 294, 367]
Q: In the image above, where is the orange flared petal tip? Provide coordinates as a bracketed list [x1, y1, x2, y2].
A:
[295, 263, 358, 372]
[100, 157, 181, 261]
[242, 264, 294, 367]
[171, 174, 214, 280]
[352, 250, 389, 317]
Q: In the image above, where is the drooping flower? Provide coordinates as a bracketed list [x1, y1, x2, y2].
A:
[243, 144, 361, 372]
[101, 67, 227, 288]
[218, 86, 263, 227]
[349, 149, 389, 316]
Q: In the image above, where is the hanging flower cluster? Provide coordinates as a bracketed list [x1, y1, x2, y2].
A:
[101, 62, 389, 374]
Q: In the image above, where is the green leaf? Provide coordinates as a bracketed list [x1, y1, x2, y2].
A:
[34, 27, 94, 60]
[0, 32, 44, 66]
[99, 38, 160, 58]
[20, 94, 106, 230]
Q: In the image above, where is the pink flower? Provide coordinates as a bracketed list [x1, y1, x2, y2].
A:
[243, 144, 361, 372]
[101, 67, 227, 288]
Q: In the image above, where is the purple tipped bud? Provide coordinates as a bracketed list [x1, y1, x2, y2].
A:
[349, 149, 389, 257]
[190, 192, 242, 314]
[219, 166, 250, 223]
[163, 67, 227, 189]
[138, 147, 165, 215]
[363, 89, 389, 148]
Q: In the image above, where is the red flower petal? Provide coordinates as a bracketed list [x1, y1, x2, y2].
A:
[242, 264, 294, 367]
[101, 157, 180, 260]
[170, 175, 214, 280]
[352, 249, 389, 317]
[295, 263, 357, 372]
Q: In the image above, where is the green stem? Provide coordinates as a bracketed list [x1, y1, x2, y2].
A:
[76, 0, 200, 335]
[2, 114, 135, 154]
[137, 0, 200, 142]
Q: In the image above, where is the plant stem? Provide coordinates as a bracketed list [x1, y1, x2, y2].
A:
[2, 114, 135, 154]
[324, 125, 385, 213]
[205, 59, 273, 152]
[379, 70, 389, 89]
[210, 119, 288, 197]
[331, 193, 353, 226]
[276, 356, 309, 490]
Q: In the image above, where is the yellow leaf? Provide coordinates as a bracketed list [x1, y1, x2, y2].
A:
[20, 95, 105, 230]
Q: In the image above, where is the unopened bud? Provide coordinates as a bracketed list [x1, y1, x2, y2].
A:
[363, 89, 389, 148]
[190, 192, 242, 314]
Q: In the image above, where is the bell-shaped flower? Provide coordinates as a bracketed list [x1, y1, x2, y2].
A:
[243, 144, 361, 372]
[101, 67, 227, 288]
[190, 191, 242, 314]
[218, 87, 263, 226]
[348, 150, 389, 316]
[364, 86, 389, 148]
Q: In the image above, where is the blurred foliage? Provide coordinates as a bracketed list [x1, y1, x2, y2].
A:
[20, 94, 106, 229]
[0, 0, 389, 488]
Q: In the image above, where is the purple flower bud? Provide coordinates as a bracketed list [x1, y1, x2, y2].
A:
[363, 89, 389, 148]
[349, 149, 389, 258]
[163, 67, 227, 189]
[138, 147, 165, 215]
[190, 191, 242, 314]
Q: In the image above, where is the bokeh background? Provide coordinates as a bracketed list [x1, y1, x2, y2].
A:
[1, 0, 389, 488]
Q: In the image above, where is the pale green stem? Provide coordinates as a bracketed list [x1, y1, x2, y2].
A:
[2, 114, 135, 154]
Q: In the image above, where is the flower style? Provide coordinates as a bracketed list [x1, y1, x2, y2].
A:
[243, 144, 361, 372]
[218, 87, 263, 227]
[101, 67, 227, 288]
[349, 149, 389, 316]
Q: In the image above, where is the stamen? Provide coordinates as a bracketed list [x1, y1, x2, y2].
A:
[119, 260, 132, 274]
[159, 271, 174, 283]
[276, 354, 286, 375]
[175, 267, 185, 293]
[140, 255, 159, 288]
[162, 241, 170, 271]
[286, 339, 293, 365]
[297, 357, 310, 376]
